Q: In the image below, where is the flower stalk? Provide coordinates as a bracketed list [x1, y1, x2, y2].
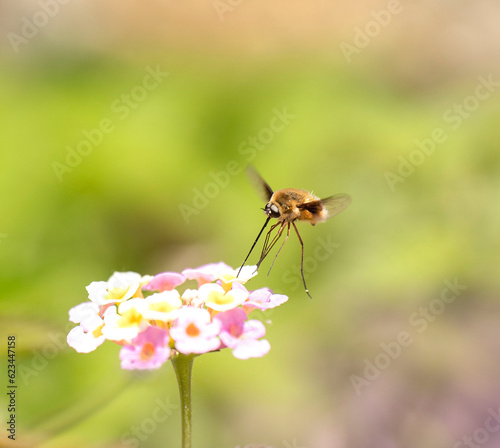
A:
[171, 353, 195, 448]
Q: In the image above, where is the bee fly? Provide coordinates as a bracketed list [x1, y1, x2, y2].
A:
[238, 166, 351, 298]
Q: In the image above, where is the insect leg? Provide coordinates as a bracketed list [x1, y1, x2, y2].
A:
[259, 222, 281, 263]
[256, 221, 286, 271]
[292, 221, 312, 299]
[237, 217, 271, 277]
[267, 222, 291, 276]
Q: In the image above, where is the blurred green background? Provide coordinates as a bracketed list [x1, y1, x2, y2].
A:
[1, 1, 500, 447]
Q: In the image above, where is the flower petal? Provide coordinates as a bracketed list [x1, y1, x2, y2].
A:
[232, 339, 270, 359]
[67, 326, 105, 353]
[144, 272, 186, 292]
[182, 262, 234, 285]
[244, 288, 288, 311]
[170, 307, 221, 355]
[119, 326, 171, 370]
[142, 291, 182, 322]
[198, 283, 248, 311]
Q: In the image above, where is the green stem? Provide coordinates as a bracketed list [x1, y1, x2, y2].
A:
[171, 354, 195, 448]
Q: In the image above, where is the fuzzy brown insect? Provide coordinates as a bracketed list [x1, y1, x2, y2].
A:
[238, 166, 351, 298]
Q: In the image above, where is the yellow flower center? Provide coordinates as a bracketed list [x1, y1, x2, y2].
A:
[207, 290, 233, 305]
[92, 324, 104, 338]
[132, 287, 144, 298]
[220, 275, 235, 293]
[150, 302, 175, 313]
[105, 287, 129, 302]
[118, 308, 143, 328]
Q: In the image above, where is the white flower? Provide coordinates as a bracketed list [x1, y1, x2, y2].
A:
[67, 302, 113, 353]
[102, 299, 148, 343]
[142, 290, 182, 322]
[86, 271, 152, 306]
[170, 307, 221, 355]
[197, 283, 249, 311]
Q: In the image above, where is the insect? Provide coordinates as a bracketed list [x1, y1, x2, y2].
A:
[238, 166, 351, 298]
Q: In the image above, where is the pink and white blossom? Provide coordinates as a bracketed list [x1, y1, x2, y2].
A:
[170, 307, 221, 355]
[215, 308, 270, 359]
[243, 288, 288, 311]
[144, 272, 186, 292]
[68, 265, 287, 369]
[120, 326, 171, 370]
[182, 262, 257, 287]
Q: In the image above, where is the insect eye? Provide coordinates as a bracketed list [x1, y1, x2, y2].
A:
[265, 203, 280, 218]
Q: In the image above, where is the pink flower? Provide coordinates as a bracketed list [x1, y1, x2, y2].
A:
[182, 262, 257, 287]
[182, 262, 234, 286]
[119, 326, 171, 370]
[243, 288, 288, 312]
[144, 272, 186, 292]
[170, 307, 221, 355]
[214, 307, 247, 343]
[68, 266, 289, 368]
[215, 308, 270, 359]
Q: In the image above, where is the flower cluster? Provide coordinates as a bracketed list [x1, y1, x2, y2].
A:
[67, 262, 288, 370]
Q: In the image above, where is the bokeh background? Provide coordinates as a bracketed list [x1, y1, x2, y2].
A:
[1, 1, 500, 447]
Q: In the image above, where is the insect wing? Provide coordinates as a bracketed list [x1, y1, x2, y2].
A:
[320, 194, 351, 218]
[246, 165, 274, 202]
[298, 194, 351, 218]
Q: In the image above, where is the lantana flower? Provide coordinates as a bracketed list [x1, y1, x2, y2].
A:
[243, 287, 289, 311]
[215, 308, 270, 359]
[141, 290, 182, 322]
[67, 302, 108, 353]
[170, 307, 221, 355]
[101, 298, 149, 342]
[143, 272, 186, 292]
[86, 271, 152, 306]
[182, 262, 257, 288]
[198, 283, 249, 311]
[120, 326, 171, 370]
[67, 263, 288, 369]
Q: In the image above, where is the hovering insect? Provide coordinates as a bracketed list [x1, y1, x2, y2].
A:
[238, 166, 351, 298]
